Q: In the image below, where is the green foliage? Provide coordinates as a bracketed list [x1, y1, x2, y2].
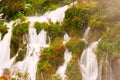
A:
[15, 44, 27, 62]
[46, 22, 65, 41]
[89, 13, 107, 31]
[63, 3, 98, 37]
[0, 21, 8, 39]
[0, 0, 25, 20]
[97, 22, 120, 57]
[34, 22, 44, 34]
[37, 38, 65, 79]
[10, 22, 29, 58]
[15, 12, 26, 21]
[24, 0, 73, 16]
[66, 37, 86, 57]
[12, 22, 29, 37]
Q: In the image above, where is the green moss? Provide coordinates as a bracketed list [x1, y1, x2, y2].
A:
[46, 22, 65, 41]
[34, 22, 49, 34]
[63, 3, 98, 37]
[34, 22, 44, 34]
[10, 22, 29, 58]
[66, 37, 86, 57]
[37, 38, 65, 80]
[15, 44, 27, 62]
[0, 21, 8, 39]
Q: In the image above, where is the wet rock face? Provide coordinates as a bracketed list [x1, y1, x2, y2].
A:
[111, 56, 120, 80]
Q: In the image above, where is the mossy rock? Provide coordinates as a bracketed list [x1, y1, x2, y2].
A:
[37, 38, 65, 80]
[66, 37, 86, 57]
[10, 22, 29, 58]
[66, 54, 82, 80]
[15, 44, 27, 62]
[46, 22, 65, 41]
[62, 3, 98, 37]
[34, 22, 49, 34]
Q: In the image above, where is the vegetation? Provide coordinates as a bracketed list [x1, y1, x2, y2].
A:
[97, 23, 120, 58]
[1, 0, 120, 80]
[62, 2, 98, 37]
[0, 0, 25, 20]
[0, 21, 8, 39]
[24, 0, 73, 16]
[66, 54, 82, 80]
[10, 22, 29, 58]
[66, 37, 86, 57]
[46, 22, 65, 41]
[37, 38, 65, 80]
[34, 22, 44, 34]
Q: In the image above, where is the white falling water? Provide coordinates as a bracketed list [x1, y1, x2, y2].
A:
[0, 21, 14, 75]
[14, 26, 49, 80]
[27, 1, 77, 23]
[56, 50, 72, 80]
[56, 33, 71, 80]
[80, 41, 99, 80]
[81, 27, 90, 43]
[79, 26, 100, 80]
[0, 1, 77, 80]
[63, 33, 70, 45]
[104, 54, 114, 80]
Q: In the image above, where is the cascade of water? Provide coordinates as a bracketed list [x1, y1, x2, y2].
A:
[14, 26, 49, 80]
[56, 50, 72, 80]
[103, 54, 114, 80]
[0, 1, 77, 79]
[63, 33, 70, 45]
[97, 54, 105, 80]
[27, 1, 77, 23]
[82, 27, 90, 43]
[0, 21, 14, 68]
[80, 41, 99, 80]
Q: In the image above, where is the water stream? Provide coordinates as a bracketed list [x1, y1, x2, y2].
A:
[80, 26, 99, 80]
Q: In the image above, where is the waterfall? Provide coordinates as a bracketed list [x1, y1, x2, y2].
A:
[63, 33, 70, 45]
[99, 54, 114, 80]
[27, 1, 77, 23]
[56, 33, 72, 80]
[81, 27, 90, 43]
[80, 41, 99, 80]
[13, 25, 49, 80]
[0, 21, 14, 75]
[79, 26, 100, 80]
[56, 50, 72, 80]
[0, 1, 89, 80]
